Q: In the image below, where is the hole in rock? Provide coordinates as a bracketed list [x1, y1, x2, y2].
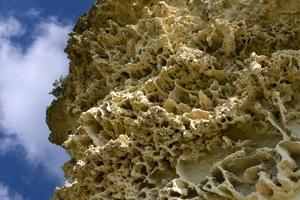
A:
[96, 161, 104, 166]
[175, 154, 221, 185]
[161, 121, 169, 127]
[95, 173, 104, 183]
[187, 188, 198, 198]
[148, 167, 176, 186]
[169, 191, 181, 197]
[222, 121, 282, 149]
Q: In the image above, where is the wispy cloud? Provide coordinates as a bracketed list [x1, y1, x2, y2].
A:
[0, 136, 20, 154]
[24, 8, 41, 17]
[0, 183, 24, 200]
[0, 17, 24, 39]
[0, 16, 71, 181]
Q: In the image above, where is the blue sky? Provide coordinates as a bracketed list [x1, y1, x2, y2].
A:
[0, 0, 94, 199]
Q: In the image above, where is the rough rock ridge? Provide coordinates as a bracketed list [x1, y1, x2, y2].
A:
[47, 0, 300, 199]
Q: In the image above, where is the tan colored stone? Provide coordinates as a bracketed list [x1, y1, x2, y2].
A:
[47, 0, 300, 199]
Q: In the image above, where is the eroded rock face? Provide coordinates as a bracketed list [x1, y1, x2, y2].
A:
[47, 0, 300, 199]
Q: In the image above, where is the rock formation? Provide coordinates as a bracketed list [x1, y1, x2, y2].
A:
[46, 0, 300, 199]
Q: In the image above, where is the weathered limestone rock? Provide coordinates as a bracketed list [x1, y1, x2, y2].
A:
[47, 0, 300, 199]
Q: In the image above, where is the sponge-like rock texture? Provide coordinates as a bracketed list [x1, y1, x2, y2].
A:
[47, 0, 300, 199]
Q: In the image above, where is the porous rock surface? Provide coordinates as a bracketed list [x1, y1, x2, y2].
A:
[47, 0, 300, 199]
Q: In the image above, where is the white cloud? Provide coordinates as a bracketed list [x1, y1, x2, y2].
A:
[0, 137, 20, 154]
[0, 183, 24, 200]
[0, 17, 24, 38]
[0, 16, 71, 182]
[24, 8, 41, 17]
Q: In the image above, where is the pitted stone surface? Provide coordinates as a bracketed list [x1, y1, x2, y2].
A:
[47, 0, 300, 199]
